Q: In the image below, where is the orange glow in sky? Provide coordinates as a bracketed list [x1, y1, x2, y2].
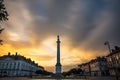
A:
[0, 0, 118, 72]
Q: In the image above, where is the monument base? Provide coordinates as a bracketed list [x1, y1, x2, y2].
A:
[54, 73, 63, 78]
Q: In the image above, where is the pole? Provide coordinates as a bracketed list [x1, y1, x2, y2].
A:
[104, 41, 111, 53]
[107, 42, 111, 53]
[104, 41, 118, 80]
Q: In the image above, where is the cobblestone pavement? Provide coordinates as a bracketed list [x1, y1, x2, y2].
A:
[0, 77, 119, 80]
[86, 77, 119, 80]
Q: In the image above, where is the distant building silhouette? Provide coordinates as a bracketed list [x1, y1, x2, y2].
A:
[106, 46, 120, 77]
[78, 62, 91, 76]
[63, 45, 120, 78]
[77, 46, 120, 77]
[89, 57, 108, 76]
[0, 52, 44, 77]
[78, 56, 108, 76]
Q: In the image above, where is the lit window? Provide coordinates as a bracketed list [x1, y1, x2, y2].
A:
[109, 58, 112, 62]
[116, 55, 119, 60]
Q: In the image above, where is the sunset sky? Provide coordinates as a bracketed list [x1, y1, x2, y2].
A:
[0, 0, 120, 72]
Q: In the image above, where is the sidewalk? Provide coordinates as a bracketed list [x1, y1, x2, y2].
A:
[86, 76, 119, 80]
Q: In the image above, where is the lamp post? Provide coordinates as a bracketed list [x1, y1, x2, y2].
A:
[104, 41, 111, 53]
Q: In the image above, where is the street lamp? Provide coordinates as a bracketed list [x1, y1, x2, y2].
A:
[104, 41, 111, 53]
[104, 41, 119, 80]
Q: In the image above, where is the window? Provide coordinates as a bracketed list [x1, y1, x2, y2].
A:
[109, 57, 112, 62]
[12, 62, 14, 70]
[116, 55, 119, 60]
[14, 62, 16, 69]
[0, 62, 2, 69]
[17, 62, 19, 70]
[3, 63, 5, 69]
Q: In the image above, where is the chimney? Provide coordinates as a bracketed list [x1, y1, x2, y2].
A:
[15, 52, 18, 56]
[115, 46, 120, 50]
[8, 52, 11, 56]
[112, 49, 115, 52]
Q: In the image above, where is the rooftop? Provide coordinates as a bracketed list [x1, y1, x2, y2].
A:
[0, 52, 44, 69]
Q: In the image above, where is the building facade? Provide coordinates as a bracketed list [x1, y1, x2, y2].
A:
[89, 57, 108, 76]
[78, 56, 108, 76]
[78, 62, 91, 76]
[106, 46, 120, 77]
[0, 52, 44, 77]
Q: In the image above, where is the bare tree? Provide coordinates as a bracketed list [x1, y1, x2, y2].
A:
[0, 0, 8, 45]
[0, 0, 8, 21]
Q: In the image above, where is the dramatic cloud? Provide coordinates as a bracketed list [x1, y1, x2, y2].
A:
[0, 0, 120, 72]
